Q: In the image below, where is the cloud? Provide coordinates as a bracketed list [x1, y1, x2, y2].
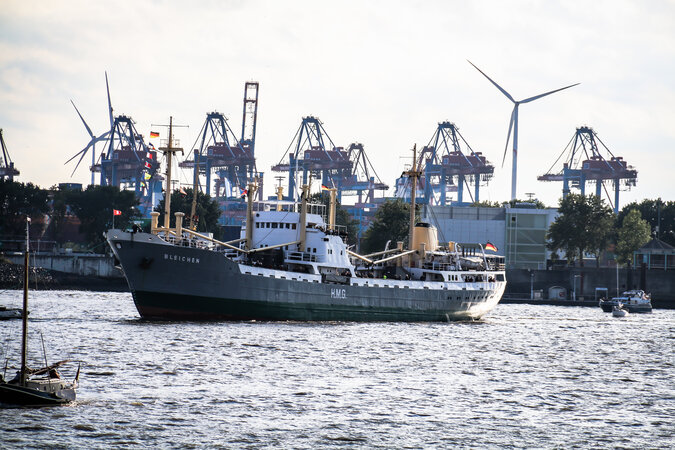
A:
[0, 0, 673, 208]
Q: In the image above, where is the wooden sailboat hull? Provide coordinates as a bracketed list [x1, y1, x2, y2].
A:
[0, 382, 74, 406]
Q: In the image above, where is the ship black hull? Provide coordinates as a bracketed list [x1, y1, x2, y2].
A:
[107, 230, 505, 322]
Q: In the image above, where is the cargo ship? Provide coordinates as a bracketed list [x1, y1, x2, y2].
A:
[106, 145, 506, 321]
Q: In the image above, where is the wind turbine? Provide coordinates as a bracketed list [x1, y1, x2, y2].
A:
[468, 61, 579, 200]
[66, 72, 114, 185]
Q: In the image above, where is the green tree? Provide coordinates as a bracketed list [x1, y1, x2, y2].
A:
[618, 198, 675, 246]
[502, 198, 547, 209]
[49, 185, 71, 244]
[470, 200, 502, 208]
[546, 194, 615, 267]
[310, 193, 359, 246]
[615, 209, 651, 266]
[155, 188, 222, 239]
[361, 199, 419, 254]
[0, 179, 50, 238]
[66, 185, 141, 252]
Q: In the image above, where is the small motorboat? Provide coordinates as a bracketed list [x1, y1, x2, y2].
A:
[612, 290, 652, 314]
[612, 305, 629, 318]
[599, 298, 622, 313]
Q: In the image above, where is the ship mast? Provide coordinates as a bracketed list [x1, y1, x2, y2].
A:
[402, 145, 421, 263]
[244, 179, 258, 251]
[154, 116, 186, 233]
[20, 217, 30, 386]
[189, 148, 199, 230]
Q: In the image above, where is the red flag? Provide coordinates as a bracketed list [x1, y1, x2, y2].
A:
[113, 209, 122, 216]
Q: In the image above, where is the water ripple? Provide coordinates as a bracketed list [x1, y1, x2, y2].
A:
[0, 292, 673, 448]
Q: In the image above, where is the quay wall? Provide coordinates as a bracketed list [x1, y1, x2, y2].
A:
[3, 253, 123, 279]
[506, 267, 675, 307]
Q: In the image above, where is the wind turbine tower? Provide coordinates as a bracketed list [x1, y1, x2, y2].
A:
[468, 61, 579, 200]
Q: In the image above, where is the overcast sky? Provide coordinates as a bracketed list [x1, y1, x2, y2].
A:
[1, 0, 673, 208]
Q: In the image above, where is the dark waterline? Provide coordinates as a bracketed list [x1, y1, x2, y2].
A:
[1, 291, 673, 448]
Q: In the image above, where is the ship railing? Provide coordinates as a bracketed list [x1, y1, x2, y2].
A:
[163, 234, 217, 250]
[325, 224, 347, 235]
[421, 261, 456, 272]
[286, 251, 317, 263]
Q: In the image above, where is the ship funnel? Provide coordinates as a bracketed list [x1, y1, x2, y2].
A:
[412, 222, 438, 253]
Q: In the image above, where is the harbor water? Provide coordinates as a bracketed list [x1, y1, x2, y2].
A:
[1, 290, 673, 448]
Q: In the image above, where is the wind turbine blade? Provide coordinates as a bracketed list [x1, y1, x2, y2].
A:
[502, 107, 516, 167]
[520, 83, 580, 104]
[65, 143, 92, 165]
[71, 100, 94, 138]
[93, 130, 111, 144]
[105, 71, 113, 129]
[467, 60, 515, 103]
[70, 141, 95, 176]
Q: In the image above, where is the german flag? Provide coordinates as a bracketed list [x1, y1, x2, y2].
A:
[485, 242, 498, 252]
[150, 131, 160, 138]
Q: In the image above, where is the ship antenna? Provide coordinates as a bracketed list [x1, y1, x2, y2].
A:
[402, 145, 421, 266]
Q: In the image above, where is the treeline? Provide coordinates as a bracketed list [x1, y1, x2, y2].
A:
[547, 194, 674, 267]
[0, 180, 140, 253]
[0, 180, 223, 253]
[361, 195, 673, 267]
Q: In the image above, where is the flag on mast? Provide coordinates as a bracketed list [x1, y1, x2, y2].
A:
[485, 242, 498, 252]
[113, 209, 122, 216]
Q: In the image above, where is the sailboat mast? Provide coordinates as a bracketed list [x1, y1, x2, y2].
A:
[20, 217, 30, 386]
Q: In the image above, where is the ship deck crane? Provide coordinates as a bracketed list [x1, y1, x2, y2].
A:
[537, 126, 637, 213]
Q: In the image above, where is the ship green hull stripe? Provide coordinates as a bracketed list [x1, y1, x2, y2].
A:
[132, 290, 475, 322]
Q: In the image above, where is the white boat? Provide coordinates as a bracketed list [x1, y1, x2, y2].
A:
[612, 290, 652, 313]
[611, 305, 628, 317]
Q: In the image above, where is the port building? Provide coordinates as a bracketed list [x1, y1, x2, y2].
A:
[422, 204, 559, 269]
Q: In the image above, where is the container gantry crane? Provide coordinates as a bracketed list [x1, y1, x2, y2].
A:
[395, 121, 494, 205]
[538, 126, 637, 213]
[67, 73, 161, 215]
[338, 143, 388, 204]
[180, 82, 261, 199]
[0, 129, 20, 180]
[272, 116, 352, 199]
